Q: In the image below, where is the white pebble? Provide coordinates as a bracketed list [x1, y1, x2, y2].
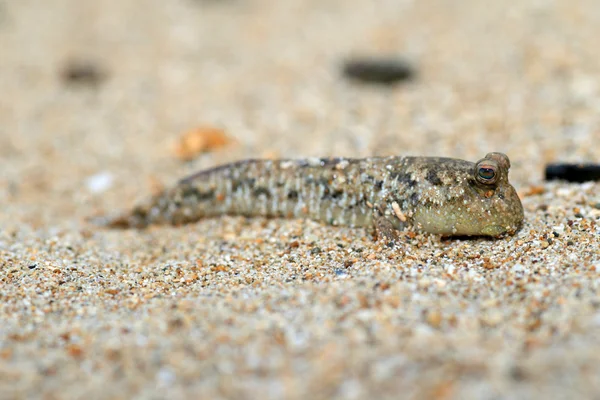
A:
[511, 263, 524, 273]
[85, 172, 114, 193]
[156, 367, 177, 387]
[556, 188, 572, 198]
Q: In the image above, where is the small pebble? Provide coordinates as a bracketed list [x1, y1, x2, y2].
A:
[424, 309, 443, 328]
[85, 172, 114, 194]
[172, 126, 231, 161]
[61, 59, 107, 87]
[545, 163, 600, 182]
[511, 263, 525, 273]
[334, 268, 347, 277]
[341, 56, 416, 86]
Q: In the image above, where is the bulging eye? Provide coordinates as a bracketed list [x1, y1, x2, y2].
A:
[478, 167, 495, 180]
[476, 163, 498, 184]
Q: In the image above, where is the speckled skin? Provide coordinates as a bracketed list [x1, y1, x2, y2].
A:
[107, 152, 524, 238]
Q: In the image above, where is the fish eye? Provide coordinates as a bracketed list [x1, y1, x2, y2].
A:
[479, 167, 495, 180]
[476, 163, 498, 184]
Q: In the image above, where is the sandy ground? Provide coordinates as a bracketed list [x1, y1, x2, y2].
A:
[1, 0, 599, 399]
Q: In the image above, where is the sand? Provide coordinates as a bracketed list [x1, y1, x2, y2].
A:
[0, 0, 599, 399]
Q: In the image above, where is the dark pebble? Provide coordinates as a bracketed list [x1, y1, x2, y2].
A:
[310, 247, 322, 255]
[61, 59, 107, 87]
[28, 264, 37, 269]
[545, 163, 600, 182]
[510, 366, 527, 382]
[342, 57, 416, 86]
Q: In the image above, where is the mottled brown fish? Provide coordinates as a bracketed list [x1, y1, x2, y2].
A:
[105, 152, 524, 240]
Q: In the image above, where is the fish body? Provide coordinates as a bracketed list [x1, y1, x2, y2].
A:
[107, 152, 524, 238]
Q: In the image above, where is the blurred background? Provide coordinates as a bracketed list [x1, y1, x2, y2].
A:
[1, 0, 599, 225]
[1, 3, 599, 399]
